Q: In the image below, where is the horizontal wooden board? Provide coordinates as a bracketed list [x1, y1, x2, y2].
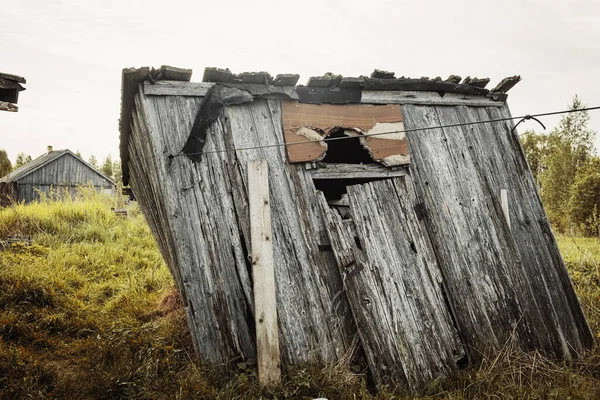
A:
[281, 101, 407, 164]
[309, 163, 408, 179]
[144, 81, 213, 96]
[144, 80, 298, 99]
[361, 91, 504, 107]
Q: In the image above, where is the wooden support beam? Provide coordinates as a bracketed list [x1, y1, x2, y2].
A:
[500, 189, 510, 230]
[248, 160, 281, 386]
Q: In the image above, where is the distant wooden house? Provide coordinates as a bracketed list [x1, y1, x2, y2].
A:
[119, 66, 593, 390]
[0, 72, 26, 112]
[0, 147, 115, 204]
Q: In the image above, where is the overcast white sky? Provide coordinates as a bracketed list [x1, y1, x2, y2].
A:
[1, 0, 599, 164]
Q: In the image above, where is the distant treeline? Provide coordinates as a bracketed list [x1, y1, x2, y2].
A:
[521, 96, 600, 237]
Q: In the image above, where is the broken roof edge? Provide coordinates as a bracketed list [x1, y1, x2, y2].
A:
[119, 66, 192, 185]
[0, 72, 26, 84]
[118, 65, 519, 185]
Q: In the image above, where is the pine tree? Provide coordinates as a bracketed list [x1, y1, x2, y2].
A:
[0, 150, 12, 177]
[14, 152, 32, 169]
[112, 159, 122, 185]
[101, 155, 113, 179]
[88, 155, 98, 170]
[520, 130, 549, 188]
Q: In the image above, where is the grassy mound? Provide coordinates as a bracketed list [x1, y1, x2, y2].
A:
[0, 194, 599, 398]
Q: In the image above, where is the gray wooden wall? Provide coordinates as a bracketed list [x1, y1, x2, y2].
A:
[16, 153, 114, 202]
[125, 91, 593, 391]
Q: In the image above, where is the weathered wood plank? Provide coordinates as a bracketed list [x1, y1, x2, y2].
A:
[224, 100, 356, 364]
[402, 104, 593, 362]
[144, 81, 214, 96]
[490, 76, 521, 93]
[295, 86, 361, 104]
[318, 177, 464, 390]
[248, 160, 281, 386]
[120, 66, 191, 185]
[0, 72, 26, 83]
[135, 93, 257, 364]
[309, 163, 408, 180]
[273, 74, 299, 86]
[363, 78, 489, 95]
[143, 80, 298, 99]
[361, 91, 503, 106]
[0, 101, 17, 112]
[402, 104, 532, 362]
[464, 105, 593, 354]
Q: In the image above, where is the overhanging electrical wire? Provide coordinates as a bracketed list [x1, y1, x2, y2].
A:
[170, 105, 600, 158]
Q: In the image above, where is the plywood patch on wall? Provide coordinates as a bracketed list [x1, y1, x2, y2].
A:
[281, 100, 409, 165]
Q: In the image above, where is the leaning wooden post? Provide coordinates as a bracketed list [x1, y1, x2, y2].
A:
[248, 160, 281, 386]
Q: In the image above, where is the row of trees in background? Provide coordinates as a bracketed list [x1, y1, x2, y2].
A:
[0, 151, 32, 176]
[521, 96, 600, 237]
[85, 154, 122, 186]
[0, 150, 122, 186]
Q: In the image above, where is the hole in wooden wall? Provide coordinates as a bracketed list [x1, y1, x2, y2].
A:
[321, 129, 374, 164]
[314, 177, 392, 201]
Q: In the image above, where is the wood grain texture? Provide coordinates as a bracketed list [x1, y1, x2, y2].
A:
[248, 160, 281, 386]
[282, 101, 405, 163]
[402, 104, 593, 362]
[360, 91, 503, 107]
[309, 163, 408, 179]
[144, 80, 298, 100]
[224, 100, 355, 364]
[318, 177, 464, 390]
[128, 94, 355, 366]
[131, 93, 256, 364]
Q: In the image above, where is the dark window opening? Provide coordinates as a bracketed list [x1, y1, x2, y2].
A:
[321, 129, 375, 164]
[314, 178, 390, 201]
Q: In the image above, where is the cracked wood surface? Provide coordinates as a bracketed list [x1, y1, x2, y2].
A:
[124, 93, 592, 388]
[128, 95, 354, 365]
[402, 104, 593, 362]
[318, 177, 464, 390]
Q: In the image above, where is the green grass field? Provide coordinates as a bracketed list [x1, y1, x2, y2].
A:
[1, 194, 599, 399]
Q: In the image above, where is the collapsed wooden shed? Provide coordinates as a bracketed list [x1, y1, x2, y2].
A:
[0, 147, 115, 204]
[119, 66, 593, 390]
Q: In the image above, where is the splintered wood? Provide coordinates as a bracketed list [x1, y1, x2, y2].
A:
[318, 177, 464, 389]
[281, 101, 409, 166]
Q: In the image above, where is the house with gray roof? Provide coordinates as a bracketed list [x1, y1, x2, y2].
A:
[0, 147, 115, 204]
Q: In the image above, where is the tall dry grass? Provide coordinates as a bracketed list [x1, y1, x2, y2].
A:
[0, 192, 599, 399]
